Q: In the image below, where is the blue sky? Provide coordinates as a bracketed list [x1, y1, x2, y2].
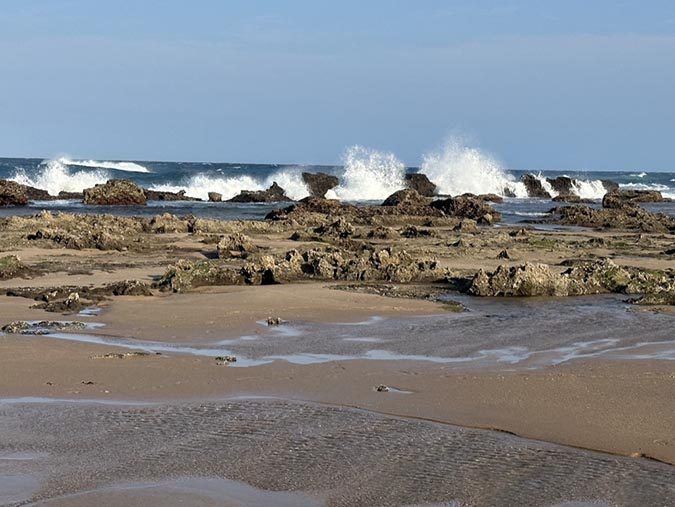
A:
[1, 0, 674, 170]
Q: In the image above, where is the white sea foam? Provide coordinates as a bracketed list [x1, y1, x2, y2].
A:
[333, 145, 406, 200]
[59, 157, 150, 173]
[629, 172, 648, 178]
[10, 159, 109, 196]
[420, 138, 528, 198]
[570, 178, 607, 199]
[150, 168, 310, 201]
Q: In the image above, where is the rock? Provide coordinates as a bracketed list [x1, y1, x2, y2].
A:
[143, 189, 200, 201]
[453, 220, 479, 233]
[208, 192, 222, 202]
[375, 384, 390, 392]
[157, 259, 245, 292]
[503, 187, 516, 198]
[105, 280, 153, 296]
[521, 174, 551, 198]
[146, 213, 189, 233]
[1, 320, 86, 335]
[547, 176, 575, 197]
[267, 316, 285, 326]
[57, 191, 84, 200]
[602, 189, 667, 209]
[404, 173, 437, 196]
[399, 225, 436, 238]
[553, 204, 675, 233]
[382, 189, 432, 207]
[313, 217, 355, 239]
[215, 355, 237, 364]
[33, 292, 84, 313]
[302, 172, 339, 198]
[217, 233, 257, 259]
[497, 249, 510, 259]
[0, 180, 29, 206]
[469, 263, 573, 297]
[83, 179, 147, 205]
[552, 194, 581, 203]
[430, 196, 501, 224]
[0, 255, 35, 280]
[228, 182, 292, 203]
[601, 180, 620, 193]
[367, 226, 397, 239]
[632, 291, 675, 306]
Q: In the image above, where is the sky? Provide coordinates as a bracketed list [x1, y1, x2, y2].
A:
[0, 0, 674, 170]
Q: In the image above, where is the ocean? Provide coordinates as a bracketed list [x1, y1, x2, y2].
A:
[1, 150, 674, 224]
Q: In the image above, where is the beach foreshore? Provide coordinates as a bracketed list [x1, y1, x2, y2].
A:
[0, 198, 674, 504]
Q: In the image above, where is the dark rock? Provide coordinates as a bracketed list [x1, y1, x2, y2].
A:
[83, 179, 147, 205]
[503, 187, 516, 198]
[217, 233, 257, 259]
[0, 180, 29, 206]
[547, 176, 575, 197]
[521, 174, 551, 198]
[497, 249, 510, 259]
[1, 320, 86, 335]
[57, 191, 84, 200]
[0, 255, 36, 280]
[552, 194, 581, 203]
[552, 205, 675, 233]
[602, 189, 667, 209]
[601, 180, 620, 193]
[399, 225, 436, 238]
[228, 182, 292, 203]
[430, 196, 501, 224]
[382, 189, 432, 207]
[143, 189, 201, 201]
[404, 173, 437, 196]
[302, 172, 339, 198]
[208, 192, 222, 202]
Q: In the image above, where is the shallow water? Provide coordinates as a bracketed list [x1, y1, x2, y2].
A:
[15, 294, 674, 370]
[0, 399, 673, 507]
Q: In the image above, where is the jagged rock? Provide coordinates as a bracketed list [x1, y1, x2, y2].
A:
[105, 280, 153, 296]
[632, 292, 675, 306]
[34, 292, 84, 313]
[382, 189, 432, 207]
[215, 355, 237, 364]
[430, 196, 501, 224]
[84, 180, 147, 205]
[601, 180, 620, 193]
[146, 213, 189, 233]
[57, 191, 84, 199]
[547, 176, 575, 197]
[453, 220, 479, 233]
[553, 205, 675, 233]
[375, 384, 390, 392]
[157, 259, 245, 292]
[28, 228, 127, 251]
[399, 225, 436, 238]
[0, 255, 36, 280]
[521, 174, 551, 198]
[302, 172, 339, 198]
[497, 249, 510, 260]
[552, 194, 582, 203]
[602, 189, 668, 209]
[469, 259, 674, 298]
[228, 182, 292, 203]
[404, 173, 437, 196]
[313, 218, 355, 239]
[217, 233, 256, 259]
[0, 180, 29, 206]
[143, 189, 200, 201]
[267, 316, 285, 326]
[208, 192, 222, 202]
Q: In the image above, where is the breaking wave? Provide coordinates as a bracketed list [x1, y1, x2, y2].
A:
[332, 146, 406, 200]
[420, 139, 528, 198]
[150, 169, 310, 201]
[58, 157, 150, 173]
[10, 159, 109, 196]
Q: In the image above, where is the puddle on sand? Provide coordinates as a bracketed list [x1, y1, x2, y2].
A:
[25, 477, 323, 507]
[0, 474, 40, 505]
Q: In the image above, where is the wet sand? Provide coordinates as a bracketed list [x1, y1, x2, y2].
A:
[1, 398, 674, 506]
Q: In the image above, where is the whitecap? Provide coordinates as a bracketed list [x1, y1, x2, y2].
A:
[59, 157, 150, 173]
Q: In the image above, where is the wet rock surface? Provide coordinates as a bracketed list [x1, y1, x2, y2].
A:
[0, 180, 30, 206]
[1, 320, 87, 335]
[143, 189, 201, 202]
[83, 179, 147, 205]
[602, 189, 669, 208]
[522, 174, 551, 198]
[228, 182, 292, 203]
[552, 204, 675, 233]
[0, 255, 37, 280]
[302, 172, 339, 198]
[404, 173, 437, 196]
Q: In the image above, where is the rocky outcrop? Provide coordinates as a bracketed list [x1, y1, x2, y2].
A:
[521, 174, 551, 198]
[552, 205, 675, 233]
[602, 189, 668, 209]
[157, 259, 245, 292]
[302, 172, 339, 198]
[143, 189, 200, 201]
[83, 180, 147, 205]
[1, 320, 86, 335]
[0, 255, 36, 280]
[146, 213, 189, 233]
[404, 174, 436, 196]
[468, 259, 674, 300]
[382, 189, 432, 207]
[208, 192, 222, 202]
[228, 182, 292, 203]
[601, 180, 620, 193]
[0, 180, 29, 206]
[430, 195, 501, 224]
[547, 176, 574, 197]
[217, 233, 257, 259]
